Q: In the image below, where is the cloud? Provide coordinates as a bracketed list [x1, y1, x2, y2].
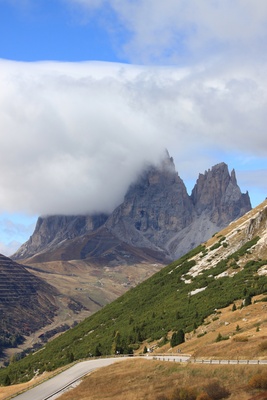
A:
[66, 0, 267, 64]
[0, 241, 22, 257]
[0, 216, 36, 255]
[0, 59, 267, 216]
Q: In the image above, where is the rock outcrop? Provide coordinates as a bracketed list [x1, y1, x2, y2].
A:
[191, 163, 251, 226]
[105, 156, 194, 255]
[14, 214, 109, 261]
[13, 154, 251, 263]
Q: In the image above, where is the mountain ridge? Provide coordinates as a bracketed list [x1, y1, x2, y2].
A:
[13, 155, 251, 264]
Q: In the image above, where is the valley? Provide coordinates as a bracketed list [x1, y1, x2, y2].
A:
[4, 156, 252, 359]
[1, 158, 266, 400]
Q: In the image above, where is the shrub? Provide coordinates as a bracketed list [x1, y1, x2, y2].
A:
[171, 330, 185, 347]
[215, 333, 229, 342]
[203, 380, 230, 400]
[249, 373, 267, 389]
[232, 336, 248, 342]
[210, 243, 221, 251]
[244, 294, 252, 306]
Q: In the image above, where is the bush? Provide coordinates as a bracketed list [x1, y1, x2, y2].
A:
[210, 243, 221, 251]
[232, 336, 248, 342]
[203, 380, 230, 400]
[171, 330, 185, 347]
[215, 333, 229, 342]
[249, 373, 267, 389]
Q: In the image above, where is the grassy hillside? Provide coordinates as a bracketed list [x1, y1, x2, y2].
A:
[1, 201, 267, 386]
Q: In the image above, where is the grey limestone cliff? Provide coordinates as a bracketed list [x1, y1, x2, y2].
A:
[12, 155, 251, 263]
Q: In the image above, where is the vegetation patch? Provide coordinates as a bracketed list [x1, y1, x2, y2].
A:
[0, 238, 266, 385]
[232, 336, 248, 342]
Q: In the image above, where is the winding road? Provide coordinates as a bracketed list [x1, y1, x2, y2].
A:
[11, 358, 130, 400]
[10, 354, 266, 400]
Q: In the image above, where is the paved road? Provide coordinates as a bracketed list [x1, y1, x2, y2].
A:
[12, 357, 128, 400]
[10, 354, 266, 400]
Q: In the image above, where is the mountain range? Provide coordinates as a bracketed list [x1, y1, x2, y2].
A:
[13, 154, 251, 264]
[1, 154, 252, 360]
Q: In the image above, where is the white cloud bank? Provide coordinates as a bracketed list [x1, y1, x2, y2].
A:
[0, 59, 267, 216]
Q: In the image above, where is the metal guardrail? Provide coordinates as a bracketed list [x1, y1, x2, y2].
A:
[151, 355, 267, 365]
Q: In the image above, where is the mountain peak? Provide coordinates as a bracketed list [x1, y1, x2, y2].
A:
[191, 161, 251, 226]
[12, 155, 251, 263]
[230, 168, 237, 185]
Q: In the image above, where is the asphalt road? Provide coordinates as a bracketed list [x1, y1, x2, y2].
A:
[12, 357, 128, 400]
[10, 354, 266, 400]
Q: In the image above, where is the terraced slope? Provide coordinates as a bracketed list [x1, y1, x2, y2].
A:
[0, 254, 58, 354]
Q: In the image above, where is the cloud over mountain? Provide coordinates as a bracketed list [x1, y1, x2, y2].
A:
[0, 59, 267, 215]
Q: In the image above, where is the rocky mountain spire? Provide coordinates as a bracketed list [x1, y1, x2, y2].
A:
[12, 155, 252, 263]
[105, 154, 194, 254]
[191, 162, 251, 226]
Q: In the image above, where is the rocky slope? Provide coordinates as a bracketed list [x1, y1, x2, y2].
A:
[0, 254, 58, 354]
[106, 158, 251, 259]
[13, 154, 251, 264]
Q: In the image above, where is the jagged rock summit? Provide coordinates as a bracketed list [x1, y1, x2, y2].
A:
[13, 154, 251, 263]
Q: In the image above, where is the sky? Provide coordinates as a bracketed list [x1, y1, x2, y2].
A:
[0, 0, 267, 255]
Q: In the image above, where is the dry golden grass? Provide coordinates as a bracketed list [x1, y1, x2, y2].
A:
[56, 358, 267, 400]
[4, 296, 267, 399]
[160, 295, 267, 360]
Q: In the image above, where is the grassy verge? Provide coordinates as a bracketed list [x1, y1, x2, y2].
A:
[56, 358, 267, 400]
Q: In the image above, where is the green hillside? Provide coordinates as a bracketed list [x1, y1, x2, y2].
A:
[0, 222, 267, 384]
[1, 202, 267, 385]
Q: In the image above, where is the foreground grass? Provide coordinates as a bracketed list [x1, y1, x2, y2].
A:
[0, 370, 55, 400]
[56, 359, 267, 400]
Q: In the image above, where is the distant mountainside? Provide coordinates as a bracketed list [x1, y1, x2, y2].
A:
[3, 199, 267, 384]
[0, 254, 58, 355]
[13, 154, 251, 264]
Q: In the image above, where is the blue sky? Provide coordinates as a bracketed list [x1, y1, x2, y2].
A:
[0, 0, 267, 255]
